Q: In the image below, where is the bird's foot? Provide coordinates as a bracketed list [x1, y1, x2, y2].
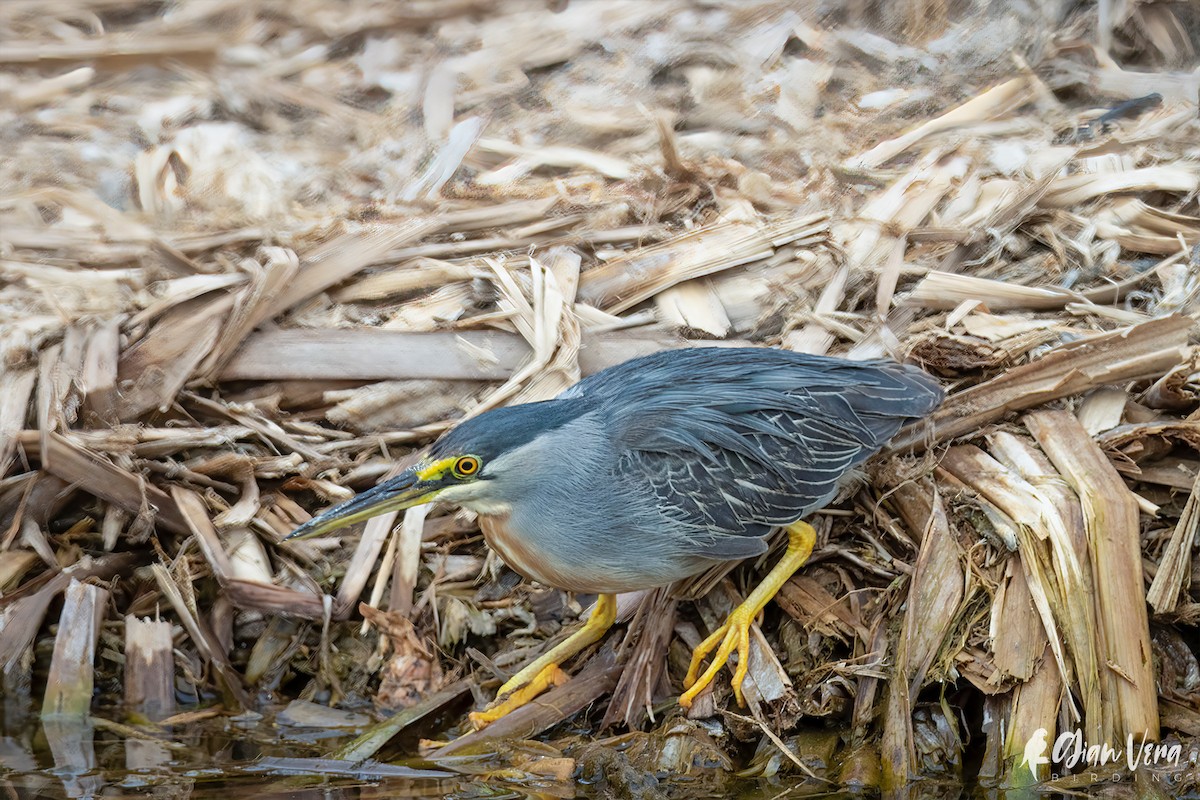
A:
[678, 521, 816, 709]
[679, 602, 757, 708]
[468, 593, 617, 729]
[468, 663, 569, 729]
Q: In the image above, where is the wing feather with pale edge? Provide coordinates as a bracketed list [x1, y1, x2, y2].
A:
[568, 348, 942, 555]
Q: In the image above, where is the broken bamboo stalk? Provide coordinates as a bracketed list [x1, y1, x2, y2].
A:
[219, 329, 752, 382]
[1003, 645, 1063, 787]
[880, 481, 963, 791]
[1146, 469, 1200, 614]
[1025, 410, 1159, 743]
[42, 579, 109, 719]
[123, 616, 175, 722]
[940, 441, 1100, 741]
[890, 315, 1192, 452]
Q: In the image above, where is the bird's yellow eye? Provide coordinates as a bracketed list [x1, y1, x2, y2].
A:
[453, 456, 481, 478]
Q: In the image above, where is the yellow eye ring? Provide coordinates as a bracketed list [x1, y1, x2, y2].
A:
[453, 456, 480, 477]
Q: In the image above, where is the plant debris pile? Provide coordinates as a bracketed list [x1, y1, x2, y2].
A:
[1, 0, 1198, 795]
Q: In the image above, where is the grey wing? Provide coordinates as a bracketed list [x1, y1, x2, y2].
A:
[608, 369, 938, 559]
[616, 407, 866, 559]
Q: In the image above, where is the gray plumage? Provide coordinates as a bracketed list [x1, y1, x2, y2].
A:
[430, 348, 942, 594]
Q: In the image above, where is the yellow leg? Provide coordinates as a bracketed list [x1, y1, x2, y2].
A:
[469, 593, 617, 728]
[679, 521, 816, 709]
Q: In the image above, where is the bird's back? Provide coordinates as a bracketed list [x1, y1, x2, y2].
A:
[566, 347, 942, 560]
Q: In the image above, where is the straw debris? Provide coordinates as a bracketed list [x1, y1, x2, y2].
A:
[2, 0, 1199, 794]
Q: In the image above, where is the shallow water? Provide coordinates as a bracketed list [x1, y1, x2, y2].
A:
[0, 702, 454, 800]
[0, 706, 808, 799]
[3, 700, 1181, 800]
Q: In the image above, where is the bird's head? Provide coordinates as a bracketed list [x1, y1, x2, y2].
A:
[284, 399, 582, 540]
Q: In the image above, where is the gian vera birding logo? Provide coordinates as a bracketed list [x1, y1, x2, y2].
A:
[1019, 727, 1193, 781]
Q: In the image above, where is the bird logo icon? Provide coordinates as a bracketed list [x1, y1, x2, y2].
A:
[1021, 727, 1051, 773]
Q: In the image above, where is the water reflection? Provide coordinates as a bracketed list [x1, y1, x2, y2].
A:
[0, 714, 454, 800]
[42, 720, 102, 799]
[1, 710, 1106, 799]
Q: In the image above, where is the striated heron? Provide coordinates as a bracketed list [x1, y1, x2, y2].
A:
[286, 347, 942, 726]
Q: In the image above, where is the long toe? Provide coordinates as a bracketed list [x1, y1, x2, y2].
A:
[468, 663, 569, 729]
[681, 609, 753, 710]
[683, 621, 731, 691]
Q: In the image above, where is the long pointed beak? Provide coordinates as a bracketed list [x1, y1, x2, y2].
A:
[284, 466, 438, 540]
